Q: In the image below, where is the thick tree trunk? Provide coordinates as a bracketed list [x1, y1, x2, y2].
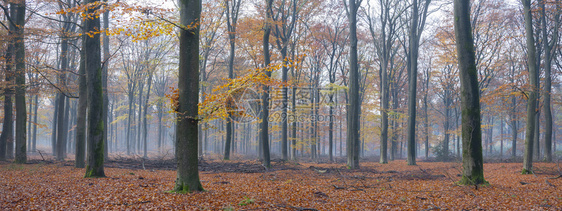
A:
[0, 17, 14, 160]
[174, 0, 203, 193]
[84, 0, 105, 177]
[454, 0, 486, 185]
[14, 1, 27, 164]
[522, 0, 538, 174]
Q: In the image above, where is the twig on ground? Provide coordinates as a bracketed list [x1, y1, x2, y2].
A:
[37, 150, 45, 161]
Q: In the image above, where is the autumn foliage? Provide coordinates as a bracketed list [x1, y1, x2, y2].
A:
[1, 159, 561, 210]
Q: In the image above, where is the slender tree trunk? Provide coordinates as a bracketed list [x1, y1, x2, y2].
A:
[75, 41, 87, 168]
[542, 0, 559, 162]
[56, 18, 70, 160]
[174, 0, 203, 193]
[522, 0, 538, 174]
[126, 84, 135, 155]
[424, 80, 429, 159]
[32, 95, 38, 152]
[259, 0, 274, 168]
[454, 0, 486, 185]
[500, 116, 504, 158]
[102, 0, 110, 160]
[511, 75, 517, 158]
[291, 86, 297, 160]
[281, 47, 289, 161]
[137, 80, 144, 154]
[534, 110, 540, 160]
[143, 73, 153, 158]
[158, 102, 163, 154]
[347, 0, 360, 169]
[27, 98, 32, 152]
[406, 0, 419, 165]
[224, 0, 240, 161]
[380, 64, 389, 164]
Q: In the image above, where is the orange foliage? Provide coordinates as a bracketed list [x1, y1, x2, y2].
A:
[1, 160, 561, 210]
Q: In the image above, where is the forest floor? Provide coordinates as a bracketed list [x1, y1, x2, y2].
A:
[1, 156, 561, 210]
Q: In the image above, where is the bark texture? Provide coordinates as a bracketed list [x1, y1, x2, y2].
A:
[522, 0, 538, 174]
[453, 0, 486, 185]
[174, 0, 204, 193]
[84, 0, 105, 178]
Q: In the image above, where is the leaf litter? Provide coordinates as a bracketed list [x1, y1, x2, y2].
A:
[1, 160, 561, 210]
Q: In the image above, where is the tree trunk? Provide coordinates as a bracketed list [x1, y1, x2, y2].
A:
[259, 0, 274, 168]
[32, 95, 38, 152]
[406, 0, 419, 166]
[174, 0, 203, 193]
[14, 1, 27, 164]
[137, 80, 144, 154]
[56, 17, 70, 160]
[84, 0, 105, 177]
[158, 101, 163, 154]
[143, 72, 153, 158]
[511, 71, 517, 158]
[534, 110, 540, 160]
[102, 0, 110, 160]
[522, 0, 538, 174]
[454, 0, 486, 185]
[224, 0, 240, 161]
[27, 97, 32, 152]
[0, 13, 15, 160]
[75, 41, 87, 168]
[500, 116, 504, 158]
[542, 0, 559, 162]
[347, 0, 360, 169]
[126, 82, 135, 155]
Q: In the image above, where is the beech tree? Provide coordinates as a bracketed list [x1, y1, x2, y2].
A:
[454, 0, 486, 185]
[84, 0, 105, 178]
[224, 0, 241, 161]
[14, 0, 27, 164]
[406, 0, 431, 165]
[260, 0, 273, 168]
[0, 3, 15, 161]
[522, 0, 538, 174]
[174, 0, 204, 192]
[346, 0, 361, 169]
